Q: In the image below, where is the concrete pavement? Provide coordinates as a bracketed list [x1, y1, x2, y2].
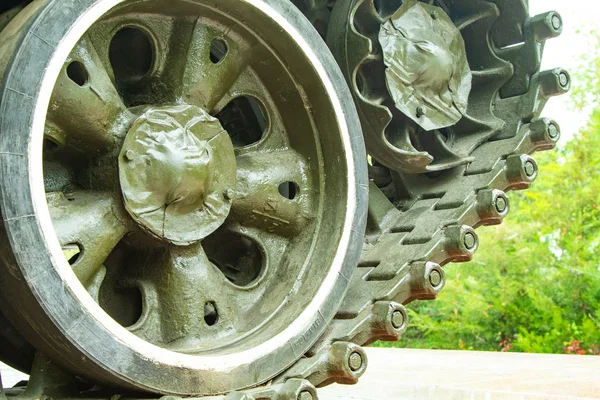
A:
[319, 348, 600, 399]
[2, 348, 600, 399]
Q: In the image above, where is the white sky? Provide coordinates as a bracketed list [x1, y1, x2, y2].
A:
[530, 0, 600, 141]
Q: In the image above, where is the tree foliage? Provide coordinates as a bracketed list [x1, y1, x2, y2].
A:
[375, 31, 600, 355]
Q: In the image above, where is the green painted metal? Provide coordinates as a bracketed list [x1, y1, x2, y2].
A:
[0, 0, 570, 398]
[380, 1, 471, 131]
[0, 0, 367, 396]
[275, 0, 567, 393]
[119, 105, 236, 245]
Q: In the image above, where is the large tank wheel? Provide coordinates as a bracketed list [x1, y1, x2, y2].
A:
[0, 0, 367, 395]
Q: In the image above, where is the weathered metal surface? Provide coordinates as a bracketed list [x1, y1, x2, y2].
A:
[380, 1, 472, 131]
[0, 0, 367, 396]
[284, 0, 567, 391]
[0, 0, 568, 399]
[119, 105, 236, 245]
[325, 0, 563, 174]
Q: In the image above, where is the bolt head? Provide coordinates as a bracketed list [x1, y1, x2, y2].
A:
[539, 69, 570, 97]
[548, 123, 559, 139]
[224, 188, 235, 200]
[524, 160, 536, 177]
[551, 14, 562, 30]
[416, 106, 425, 118]
[348, 352, 363, 372]
[495, 196, 507, 213]
[124, 150, 136, 161]
[391, 310, 405, 329]
[430, 11, 437, 19]
[559, 72, 569, 88]
[429, 269, 442, 287]
[464, 232, 476, 250]
[298, 391, 313, 400]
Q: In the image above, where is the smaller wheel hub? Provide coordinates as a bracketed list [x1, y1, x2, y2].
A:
[379, 1, 472, 131]
[119, 104, 236, 245]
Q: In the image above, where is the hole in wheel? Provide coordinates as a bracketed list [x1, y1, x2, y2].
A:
[62, 243, 82, 266]
[204, 301, 218, 326]
[217, 96, 267, 148]
[204, 231, 264, 287]
[100, 285, 144, 328]
[278, 181, 298, 200]
[109, 27, 154, 84]
[43, 137, 60, 152]
[66, 61, 89, 86]
[210, 38, 228, 64]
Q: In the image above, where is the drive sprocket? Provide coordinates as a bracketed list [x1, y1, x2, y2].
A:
[276, 0, 569, 390]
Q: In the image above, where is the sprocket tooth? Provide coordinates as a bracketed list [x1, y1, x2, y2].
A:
[351, 0, 384, 36]
[471, 63, 514, 80]
[346, 28, 373, 71]
[360, 101, 436, 172]
[416, 130, 474, 172]
[453, 1, 499, 31]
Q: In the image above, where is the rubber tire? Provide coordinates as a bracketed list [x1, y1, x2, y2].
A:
[0, 0, 368, 395]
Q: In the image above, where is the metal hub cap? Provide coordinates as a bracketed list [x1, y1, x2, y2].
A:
[380, 1, 472, 131]
[119, 104, 235, 245]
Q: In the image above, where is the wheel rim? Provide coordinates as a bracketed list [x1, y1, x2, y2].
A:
[0, 0, 367, 395]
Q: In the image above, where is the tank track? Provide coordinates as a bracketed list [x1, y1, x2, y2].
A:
[273, 0, 568, 390]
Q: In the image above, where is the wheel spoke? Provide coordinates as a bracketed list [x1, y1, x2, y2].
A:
[205, 226, 292, 329]
[133, 243, 238, 351]
[231, 150, 316, 236]
[47, 191, 130, 287]
[47, 36, 132, 153]
[88, 16, 187, 106]
[182, 20, 255, 112]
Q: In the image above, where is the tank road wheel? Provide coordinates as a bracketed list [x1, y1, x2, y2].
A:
[0, 0, 367, 395]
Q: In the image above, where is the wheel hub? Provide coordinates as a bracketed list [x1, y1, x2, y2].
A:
[379, 1, 472, 131]
[118, 104, 236, 245]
